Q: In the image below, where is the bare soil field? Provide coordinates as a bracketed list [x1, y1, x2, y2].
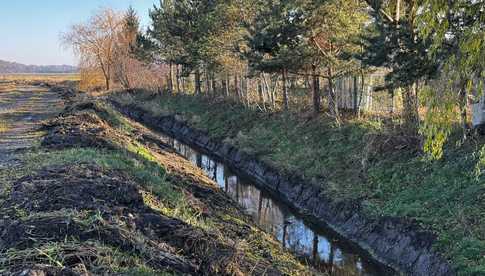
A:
[0, 83, 64, 168]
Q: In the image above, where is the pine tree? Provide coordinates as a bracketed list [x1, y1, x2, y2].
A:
[360, 0, 439, 131]
[245, 0, 310, 110]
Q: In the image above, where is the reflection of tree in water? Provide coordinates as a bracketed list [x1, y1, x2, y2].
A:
[314, 237, 366, 276]
[237, 183, 261, 216]
[258, 196, 285, 236]
[278, 219, 367, 276]
[173, 140, 184, 155]
[226, 175, 238, 199]
[335, 252, 366, 276]
[172, 140, 199, 166]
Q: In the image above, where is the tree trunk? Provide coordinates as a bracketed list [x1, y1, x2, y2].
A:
[312, 64, 321, 114]
[205, 69, 211, 95]
[244, 77, 250, 106]
[327, 68, 340, 124]
[402, 82, 419, 132]
[262, 74, 274, 109]
[282, 69, 289, 111]
[105, 76, 110, 91]
[358, 70, 365, 118]
[194, 69, 201, 95]
[168, 62, 173, 95]
[211, 74, 217, 97]
[176, 65, 181, 93]
[225, 74, 230, 97]
[234, 75, 240, 101]
[389, 88, 395, 115]
[459, 78, 469, 140]
[258, 78, 266, 110]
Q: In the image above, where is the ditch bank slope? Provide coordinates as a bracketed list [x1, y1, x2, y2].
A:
[112, 100, 454, 276]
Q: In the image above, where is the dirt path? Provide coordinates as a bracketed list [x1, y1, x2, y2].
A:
[0, 83, 63, 168]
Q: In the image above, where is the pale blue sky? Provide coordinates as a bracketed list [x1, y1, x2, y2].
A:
[0, 0, 156, 66]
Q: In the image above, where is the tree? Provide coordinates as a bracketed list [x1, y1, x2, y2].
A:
[62, 8, 122, 90]
[146, 0, 224, 95]
[418, 0, 485, 136]
[303, 0, 368, 117]
[113, 6, 141, 89]
[245, 0, 310, 110]
[361, 0, 439, 131]
[414, 0, 485, 157]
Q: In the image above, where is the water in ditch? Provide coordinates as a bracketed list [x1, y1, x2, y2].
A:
[161, 136, 395, 275]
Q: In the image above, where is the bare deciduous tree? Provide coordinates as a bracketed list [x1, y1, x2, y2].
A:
[62, 8, 122, 90]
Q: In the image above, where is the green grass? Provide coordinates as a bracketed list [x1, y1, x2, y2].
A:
[112, 91, 485, 275]
[94, 102, 135, 133]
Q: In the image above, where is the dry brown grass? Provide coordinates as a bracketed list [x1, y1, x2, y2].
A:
[0, 73, 80, 83]
[0, 120, 8, 133]
[0, 73, 80, 82]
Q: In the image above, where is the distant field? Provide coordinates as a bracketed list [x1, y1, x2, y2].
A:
[0, 73, 80, 82]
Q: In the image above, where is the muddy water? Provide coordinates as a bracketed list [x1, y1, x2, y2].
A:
[162, 137, 394, 275]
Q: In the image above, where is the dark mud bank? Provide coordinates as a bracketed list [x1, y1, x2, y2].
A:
[113, 101, 454, 276]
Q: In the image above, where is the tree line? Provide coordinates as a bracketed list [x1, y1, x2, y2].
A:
[63, 0, 484, 159]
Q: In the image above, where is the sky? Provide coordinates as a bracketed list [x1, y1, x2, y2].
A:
[0, 0, 156, 66]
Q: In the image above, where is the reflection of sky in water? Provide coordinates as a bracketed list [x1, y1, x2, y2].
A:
[201, 155, 216, 178]
[260, 197, 285, 235]
[286, 217, 316, 256]
[167, 138, 387, 276]
[215, 163, 225, 189]
[318, 235, 332, 262]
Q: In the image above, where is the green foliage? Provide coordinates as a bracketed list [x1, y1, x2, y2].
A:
[244, 0, 310, 73]
[420, 85, 458, 159]
[360, 1, 438, 88]
[418, 0, 485, 75]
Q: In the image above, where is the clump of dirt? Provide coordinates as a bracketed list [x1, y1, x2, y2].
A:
[0, 164, 195, 273]
[10, 265, 78, 276]
[368, 132, 421, 156]
[0, 164, 265, 275]
[41, 111, 119, 150]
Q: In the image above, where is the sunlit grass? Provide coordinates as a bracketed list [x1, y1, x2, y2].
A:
[1, 240, 174, 275]
[0, 120, 8, 133]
